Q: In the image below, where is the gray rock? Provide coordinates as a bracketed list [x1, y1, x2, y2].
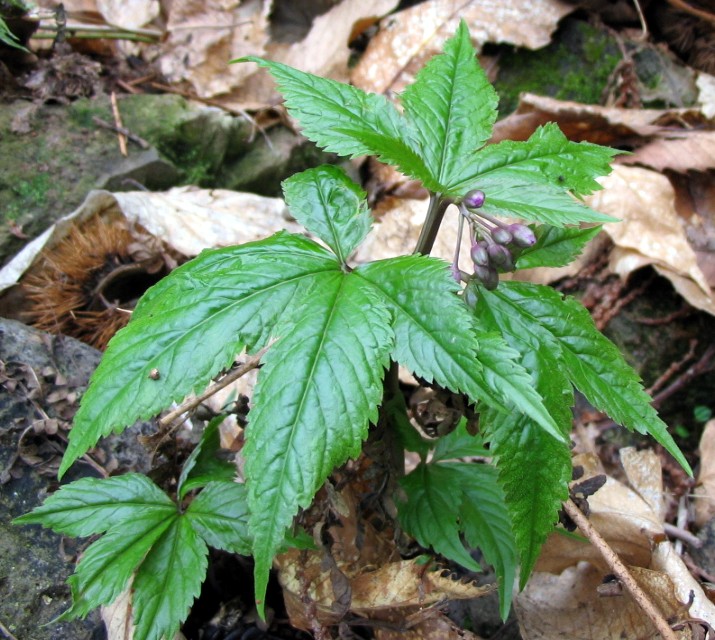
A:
[0, 318, 154, 639]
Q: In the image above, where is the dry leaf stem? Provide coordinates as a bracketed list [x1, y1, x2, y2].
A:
[562, 498, 679, 640]
[158, 349, 265, 430]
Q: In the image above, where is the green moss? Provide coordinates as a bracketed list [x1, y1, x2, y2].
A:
[493, 19, 621, 116]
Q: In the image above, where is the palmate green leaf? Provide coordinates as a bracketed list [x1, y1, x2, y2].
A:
[355, 256, 563, 441]
[399, 464, 481, 572]
[398, 461, 517, 618]
[401, 20, 498, 191]
[282, 165, 372, 264]
[516, 224, 602, 270]
[59, 233, 339, 478]
[235, 56, 428, 182]
[13, 473, 174, 536]
[178, 416, 236, 500]
[450, 123, 621, 198]
[20, 473, 252, 638]
[244, 272, 394, 616]
[186, 481, 252, 555]
[132, 518, 208, 640]
[479, 282, 691, 474]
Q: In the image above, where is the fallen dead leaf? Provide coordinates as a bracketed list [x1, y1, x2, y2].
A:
[586, 165, 715, 314]
[102, 584, 186, 640]
[697, 72, 715, 120]
[159, 0, 398, 110]
[693, 419, 715, 527]
[351, 0, 574, 96]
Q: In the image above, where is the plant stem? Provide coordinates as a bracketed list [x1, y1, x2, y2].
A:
[414, 193, 451, 255]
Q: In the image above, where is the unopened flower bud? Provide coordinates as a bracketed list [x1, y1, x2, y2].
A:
[474, 264, 499, 290]
[463, 279, 479, 309]
[470, 241, 490, 266]
[464, 189, 486, 209]
[507, 223, 536, 248]
[492, 227, 513, 245]
[487, 244, 514, 271]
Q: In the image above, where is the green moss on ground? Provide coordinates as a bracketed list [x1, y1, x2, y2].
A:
[493, 18, 622, 116]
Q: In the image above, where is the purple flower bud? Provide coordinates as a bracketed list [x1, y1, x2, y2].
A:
[492, 227, 513, 245]
[474, 264, 499, 290]
[464, 189, 486, 209]
[507, 224, 536, 248]
[470, 241, 490, 266]
[487, 244, 514, 271]
[463, 279, 479, 309]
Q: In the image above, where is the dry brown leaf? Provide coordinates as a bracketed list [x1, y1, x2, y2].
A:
[515, 562, 692, 640]
[96, 0, 159, 29]
[491, 93, 700, 144]
[620, 447, 665, 522]
[101, 584, 185, 640]
[586, 165, 715, 314]
[625, 131, 715, 174]
[351, 0, 574, 96]
[693, 419, 715, 527]
[158, 0, 398, 110]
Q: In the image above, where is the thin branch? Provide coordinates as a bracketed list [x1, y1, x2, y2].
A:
[562, 498, 679, 640]
[158, 349, 266, 429]
[0, 620, 19, 640]
[92, 117, 150, 149]
[666, 0, 715, 27]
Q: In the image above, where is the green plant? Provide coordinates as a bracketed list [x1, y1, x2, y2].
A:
[15, 22, 690, 640]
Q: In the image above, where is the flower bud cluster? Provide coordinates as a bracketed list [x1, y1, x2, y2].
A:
[461, 189, 536, 291]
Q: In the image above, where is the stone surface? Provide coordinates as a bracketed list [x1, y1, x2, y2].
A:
[0, 318, 153, 639]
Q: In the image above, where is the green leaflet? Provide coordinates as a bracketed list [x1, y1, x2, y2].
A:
[431, 418, 489, 462]
[16, 474, 252, 640]
[515, 224, 602, 270]
[398, 461, 517, 618]
[13, 473, 175, 536]
[450, 123, 622, 197]
[478, 281, 690, 474]
[59, 233, 338, 477]
[132, 518, 208, 640]
[235, 56, 428, 182]
[186, 481, 252, 555]
[355, 256, 562, 441]
[399, 464, 482, 572]
[476, 178, 615, 226]
[283, 165, 372, 264]
[177, 416, 237, 500]
[244, 272, 394, 617]
[486, 347, 573, 584]
[401, 20, 498, 190]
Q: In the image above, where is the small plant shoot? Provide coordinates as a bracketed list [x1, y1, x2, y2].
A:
[15, 21, 690, 640]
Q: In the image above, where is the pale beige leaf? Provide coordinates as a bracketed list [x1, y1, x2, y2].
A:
[586, 165, 715, 311]
[696, 72, 715, 120]
[351, 0, 574, 95]
[102, 587, 134, 640]
[515, 563, 692, 640]
[620, 447, 665, 522]
[96, 0, 159, 29]
[693, 419, 715, 527]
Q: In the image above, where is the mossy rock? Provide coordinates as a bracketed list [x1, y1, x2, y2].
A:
[492, 17, 697, 117]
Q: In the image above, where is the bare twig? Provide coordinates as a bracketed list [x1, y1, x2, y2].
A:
[652, 344, 715, 409]
[92, 117, 150, 149]
[110, 91, 127, 157]
[158, 349, 266, 430]
[0, 620, 19, 640]
[664, 522, 702, 549]
[630, 0, 649, 40]
[666, 0, 715, 27]
[646, 339, 698, 397]
[562, 498, 679, 640]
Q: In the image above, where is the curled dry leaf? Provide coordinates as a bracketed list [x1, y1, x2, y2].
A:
[159, 0, 398, 110]
[522, 449, 715, 638]
[693, 419, 715, 527]
[586, 165, 715, 315]
[351, 0, 574, 95]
